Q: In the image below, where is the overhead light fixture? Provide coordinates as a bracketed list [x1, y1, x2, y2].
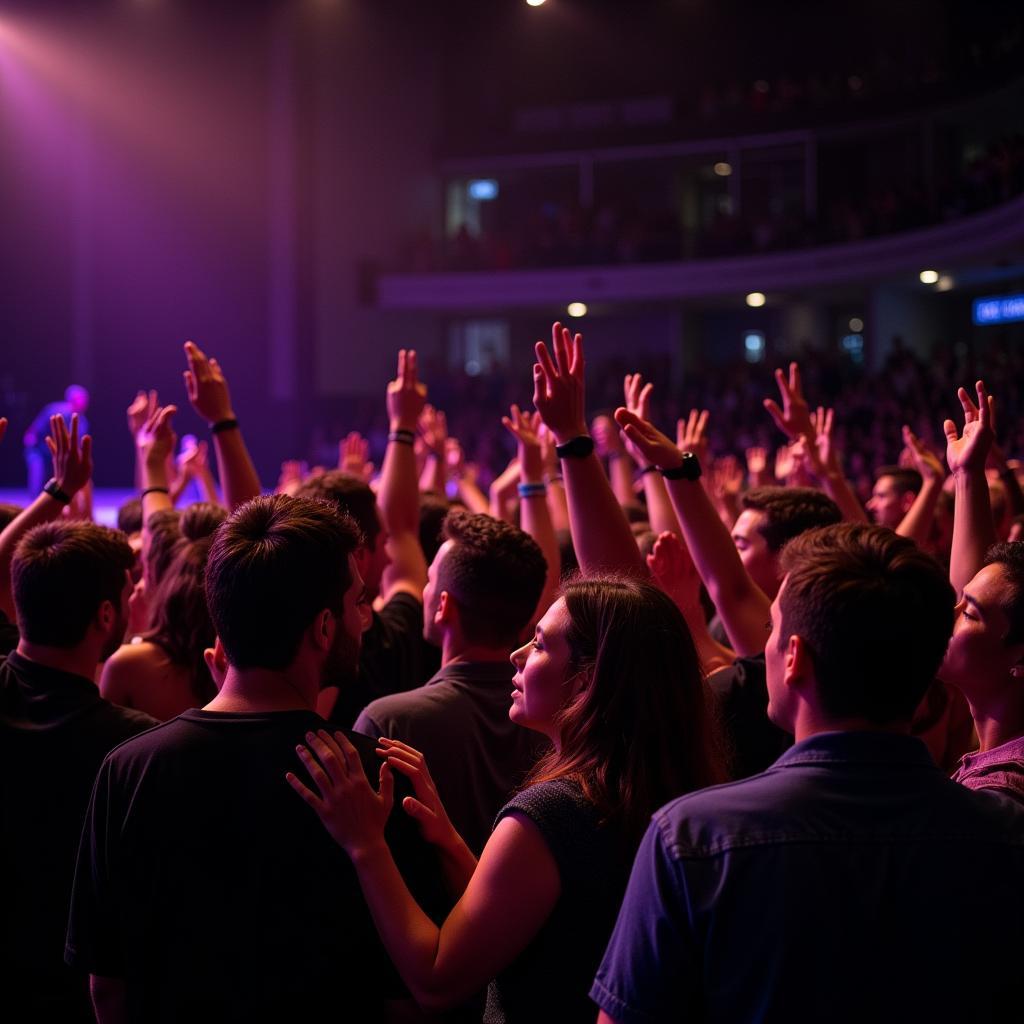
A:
[848, 317, 864, 332]
[937, 275, 954, 292]
[526, 0, 546, 6]
[713, 162, 732, 177]
[919, 270, 939, 285]
[746, 292, 766, 308]
[567, 302, 587, 318]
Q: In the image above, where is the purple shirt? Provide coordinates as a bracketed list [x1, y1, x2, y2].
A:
[953, 734, 1024, 802]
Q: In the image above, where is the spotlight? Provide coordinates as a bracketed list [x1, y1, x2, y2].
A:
[746, 292, 766, 308]
[567, 302, 587, 318]
[848, 317, 864, 332]
[526, 0, 546, 6]
[937, 275, 954, 292]
[919, 270, 939, 285]
[713, 162, 732, 177]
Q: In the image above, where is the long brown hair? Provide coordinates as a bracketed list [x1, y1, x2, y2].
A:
[523, 575, 727, 847]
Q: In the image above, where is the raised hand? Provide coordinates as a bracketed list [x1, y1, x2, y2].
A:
[591, 414, 624, 458]
[45, 413, 92, 497]
[646, 530, 701, 614]
[444, 437, 466, 479]
[943, 380, 993, 476]
[287, 729, 393, 858]
[902, 425, 944, 483]
[620, 373, 655, 464]
[712, 455, 743, 498]
[183, 341, 235, 425]
[127, 390, 157, 437]
[387, 349, 427, 431]
[745, 445, 768, 486]
[276, 459, 305, 496]
[178, 439, 210, 478]
[774, 443, 797, 484]
[339, 431, 374, 482]
[763, 362, 815, 441]
[676, 408, 710, 466]
[135, 404, 178, 470]
[810, 406, 841, 476]
[502, 403, 544, 481]
[613, 408, 681, 470]
[376, 738, 460, 850]
[533, 322, 586, 445]
[418, 404, 448, 457]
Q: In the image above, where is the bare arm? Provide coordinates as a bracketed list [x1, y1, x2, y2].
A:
[446, 439, 489, 514]
[502, 405, 561, 624]
[183, 341, 261, 510]
[593, 414, 641, 511]
[791, 407, 867, 524]
[896, 426, 945, 546]
[379, 350, 429, 601]
[418, 405, 448, 496]
[615, 408, 770, 656]
[0, 414, 91, 620]
[945, 381, 996, 597]
[534, 324, 646, 577]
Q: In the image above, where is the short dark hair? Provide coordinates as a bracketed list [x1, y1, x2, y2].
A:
[296, 471, 379, 548]
[117, 498, 143, 536]
[144, 508, 183, 588]
[180, 501, 227, 541]
[438, 510, 546, 647]
[984, 542, 1024, 645]
[742, 486, 842, 552]
[205, 494, 362, 670]
[12, 521, 133, 648]
[778, 523, 954, 723]
[875, 466, 923, 496]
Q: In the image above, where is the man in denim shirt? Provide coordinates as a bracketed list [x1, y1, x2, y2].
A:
[592, 524, 1024, 1024]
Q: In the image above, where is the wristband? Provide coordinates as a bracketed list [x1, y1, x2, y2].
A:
[388, 429, 416, 446]
[517, 482, 547, 499]
[661, 451, 702, 482]
[555, 435, 595, 460]
[42, 478, 71, 505]
[141, 486, 170, 499]
[211, 418, 239, 434]
[639, 464, 659, 476]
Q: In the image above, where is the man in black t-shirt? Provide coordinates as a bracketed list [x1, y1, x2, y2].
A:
[66, 495, 441, 1023]
[1, 520, 157, 1022]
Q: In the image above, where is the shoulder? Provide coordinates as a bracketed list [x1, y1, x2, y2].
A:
[356, 681, 452, 733]
[706, 654, 766, 698]
[378, 592, 423, 627]
[498, 778, 599, 838]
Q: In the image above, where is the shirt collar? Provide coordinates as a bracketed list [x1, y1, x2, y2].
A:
[427, 659, 515, 686]
[774, 730, 938, 770]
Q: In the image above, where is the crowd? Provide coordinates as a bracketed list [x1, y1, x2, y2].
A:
[2, 325, 1024, 1022]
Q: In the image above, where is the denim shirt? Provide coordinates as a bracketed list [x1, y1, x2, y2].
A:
[592, 731, 1024, 1024]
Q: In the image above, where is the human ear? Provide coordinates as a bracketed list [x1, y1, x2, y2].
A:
[436, 590, 452, 625]
[311, 608, 333, 652]
[204, 638, 229, 691]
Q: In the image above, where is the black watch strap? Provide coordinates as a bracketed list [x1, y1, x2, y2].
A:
[661, 451, 702, 481]
[555, 435, 595, 460]
[43, 478, 72, 505]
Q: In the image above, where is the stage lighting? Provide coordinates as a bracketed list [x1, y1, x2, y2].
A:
[937, 275, 954, 292]
[567, 302, 587, 318]
[713, 162, 732, 177]
[849, 317, 864, 332]
[746, 292, 766, 308]
[526, 0, 547, 6]
[919, 270, 939, 284]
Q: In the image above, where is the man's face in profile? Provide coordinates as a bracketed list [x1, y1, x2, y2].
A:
[321, 555, 370, 690]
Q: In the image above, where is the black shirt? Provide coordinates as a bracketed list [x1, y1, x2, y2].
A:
[0, 609, 19, 657]
[0, 651, 157, 1020]
[707, 654, 793, 779]
[331, 592, 440, 728]
[66, 708, 444, 1023]
[355, 661, 545, 855]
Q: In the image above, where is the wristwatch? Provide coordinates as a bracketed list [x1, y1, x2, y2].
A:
[43, 478, 72, 504]
[555, 435, 595, 460]
[661, 452, 702, 481]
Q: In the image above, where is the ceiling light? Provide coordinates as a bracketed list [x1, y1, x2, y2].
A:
[567, 302, 587, 318]
[746, 292, 766, 308]
[919, 270, 939, 285]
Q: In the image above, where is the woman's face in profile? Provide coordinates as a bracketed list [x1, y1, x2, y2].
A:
[509, 597, 578, 741]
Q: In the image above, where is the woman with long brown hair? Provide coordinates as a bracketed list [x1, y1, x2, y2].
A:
[289, 575, 726, 1022]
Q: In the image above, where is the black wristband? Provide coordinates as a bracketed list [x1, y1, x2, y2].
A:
[211, 418, 239, 434]
[141, 486, 170, 499]
[555, 435, 595, 460]
[388, 429, 416, 446]
[42, 478, 71, 505]
[661, 451, 702, 481]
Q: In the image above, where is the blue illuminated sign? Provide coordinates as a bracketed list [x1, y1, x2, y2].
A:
[468, 179, 499, 201]
[973, 294, 1024, 325]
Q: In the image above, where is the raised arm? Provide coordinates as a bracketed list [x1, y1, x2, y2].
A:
[945, 380, 995, 597]
[593, 413, 641, 512]
[135, 402, 178, 528]
[986, 396, 1024, 520]
[502, 404, 561, 623]
[622, 374, 680, 538]
[0, 414, 92, 619]
[418, 405, 448, 496]
[790, 406, 867, 523]
[534, 323, 646, 577]
[183, 341, 261, 509]
[446, 439, 489, 514]
[379, 349, 429, 601]
[338, 431, 375, 484]
[896, 426, 945, 546]
[288, 730, 560, 1013]
[614, 407, 770, 656]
